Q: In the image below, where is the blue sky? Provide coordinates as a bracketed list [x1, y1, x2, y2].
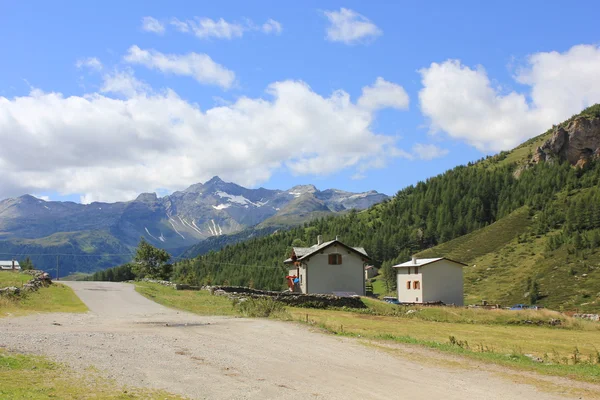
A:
[1, 1, 600, 203]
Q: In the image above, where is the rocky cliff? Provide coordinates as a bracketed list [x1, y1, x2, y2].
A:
[533, 116, 600, 167]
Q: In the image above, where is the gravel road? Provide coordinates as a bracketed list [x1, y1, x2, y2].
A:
[0, 282, 576, 399]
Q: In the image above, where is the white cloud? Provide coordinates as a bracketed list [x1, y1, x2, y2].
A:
[411, 144, 449, 160]
[169, 17, 283, 39]
[0, 76, 408, 202]
[34, 195, 50, 202]
[358, 77, 409, 111]
[141, 16, 165, 34]
[124, 45, 235, 89]
[170, 17, 190, 33]
[75, 57, 103, 71]
[190, 17, 244, 39]
[324, 8, 381, 44]
[262, 19, 282, 35]
[100, 68, 151, 97]
[419, 44, 600, 152]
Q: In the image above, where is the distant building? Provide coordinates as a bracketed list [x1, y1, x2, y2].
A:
[364, 265, 379, 280]
[0, 260, 21, 271]
[284, 236, 371, 295]
[393, 257, 465, 305]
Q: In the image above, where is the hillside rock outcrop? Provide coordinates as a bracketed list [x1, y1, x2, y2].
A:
[533, 116, 600, 167]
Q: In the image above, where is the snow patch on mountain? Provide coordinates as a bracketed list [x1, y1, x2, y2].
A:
[212, 204, 230, 210]
[215, 191, 264, 207]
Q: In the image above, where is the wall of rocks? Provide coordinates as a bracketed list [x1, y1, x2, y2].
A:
[0, 270, 52, 297]
[210, 286, 366, 309]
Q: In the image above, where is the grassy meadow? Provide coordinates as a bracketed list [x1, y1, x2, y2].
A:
[0, 272, 88, 317]
[0, 349, 184, 399]
[135, 281, 600, 383]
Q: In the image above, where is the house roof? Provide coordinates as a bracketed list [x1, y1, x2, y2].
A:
[365, 265, 377, 270]
[284, 239, 371, 264]
[392, 257, 466, 268]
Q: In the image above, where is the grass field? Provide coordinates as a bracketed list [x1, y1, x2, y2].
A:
[0, 271, 31, 287]
[135, 282, 600, 383]
[0, 349, 184, 399]
[0, 273, 88, 317]
[135, 282, 237, 316]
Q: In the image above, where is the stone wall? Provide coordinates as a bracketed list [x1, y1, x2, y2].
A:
[0, 270, 52, 297]
[210, 286, 366, 309]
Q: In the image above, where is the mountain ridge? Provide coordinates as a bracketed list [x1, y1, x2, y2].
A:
[0, 178, 388, 276]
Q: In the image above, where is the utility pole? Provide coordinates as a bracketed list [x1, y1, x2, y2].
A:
[56, 255, 59, 281]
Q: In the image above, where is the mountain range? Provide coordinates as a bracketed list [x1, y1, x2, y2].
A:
[122, 104, 600, 311]
[0, 178, 387, 276]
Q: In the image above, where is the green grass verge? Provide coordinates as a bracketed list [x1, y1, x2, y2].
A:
[0, 271, 31, 287]
[136, 282, 600, 383]
[134, 282, 237, 316]
[0, 283, 88, 318]
[0, 349, 184, 399]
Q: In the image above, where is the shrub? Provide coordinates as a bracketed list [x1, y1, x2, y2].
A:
[232, 297, 289, 318]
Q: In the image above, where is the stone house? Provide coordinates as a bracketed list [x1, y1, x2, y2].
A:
[284, 236, 371, 295]
[393, 257, 465, 305]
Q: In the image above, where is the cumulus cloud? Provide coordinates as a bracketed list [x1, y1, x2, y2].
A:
[75, 57, 103, 71]
[100, 68, 151, 97]
[141, 16, 165, 34]
[168, 17, 282, 39]
[419, 44, 600, 152]
[262, 19, 282, 35]
[0, 76, 408, 202]
[357, 77, 409, 111]
[124, 45, 235, 89]
[324, 8, 382, 44]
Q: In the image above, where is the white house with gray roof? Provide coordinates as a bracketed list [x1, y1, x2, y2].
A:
[0, 260, 20, 271]
[393, 256, 465, 305]
[284, 236, 371, 295]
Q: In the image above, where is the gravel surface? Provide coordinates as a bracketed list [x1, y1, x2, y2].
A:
[0, 281, 574, 399]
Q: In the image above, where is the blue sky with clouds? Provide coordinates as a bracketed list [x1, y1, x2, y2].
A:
[1, 1, 600, 203]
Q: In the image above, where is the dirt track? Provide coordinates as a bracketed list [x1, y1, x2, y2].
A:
[0, 282, 579, 399]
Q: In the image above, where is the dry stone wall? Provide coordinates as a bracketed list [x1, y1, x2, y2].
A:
[210, 286, 366, 309]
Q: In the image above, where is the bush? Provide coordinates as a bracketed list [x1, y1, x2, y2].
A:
[232, 297, 289, 318]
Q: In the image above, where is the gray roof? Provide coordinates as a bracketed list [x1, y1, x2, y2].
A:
[284, 240, 370, 263]
[392, 257, 466, 268]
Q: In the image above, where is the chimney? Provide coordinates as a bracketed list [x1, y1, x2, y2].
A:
[412, 256, 417, 265]
[317, 235, 323, 245]
[335, 235, 339, 241]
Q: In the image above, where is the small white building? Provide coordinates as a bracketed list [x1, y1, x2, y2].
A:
[0, 260, 21, 271]
[365, 265, 379, 280]
[284, 236, 371, 295]
[393, 256, 465, 305]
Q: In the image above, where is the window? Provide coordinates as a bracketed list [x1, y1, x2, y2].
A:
[406, 281, 411, 290]
[415, 267, 419, 274]
[328, 254, 342, 265]
[413, 281, 420, 290]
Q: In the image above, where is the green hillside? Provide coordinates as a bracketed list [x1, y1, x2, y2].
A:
[96, 104, 600, 310]
[418, 185, 600, 311]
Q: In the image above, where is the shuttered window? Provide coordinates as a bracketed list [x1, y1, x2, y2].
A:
[328, 254, 342, 265]
[406, 281, 411, 290]
[413, 281, 420, 290]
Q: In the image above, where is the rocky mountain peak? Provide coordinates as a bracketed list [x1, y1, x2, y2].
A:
[532, 115, 600, 167]
[135, 192, 158, 203]
[287, 184, 317, 197]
